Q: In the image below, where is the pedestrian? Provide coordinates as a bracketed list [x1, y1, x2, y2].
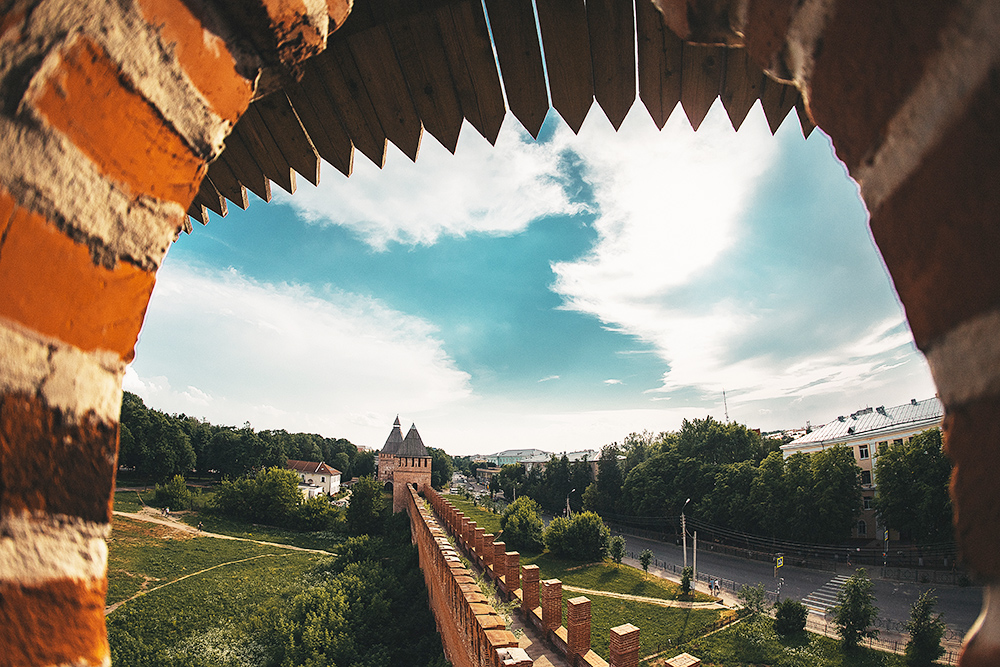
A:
[198, 521, 203, 532]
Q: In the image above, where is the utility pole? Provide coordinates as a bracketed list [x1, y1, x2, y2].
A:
[693, 530, 698, 581]
[681, 498, 691, 569]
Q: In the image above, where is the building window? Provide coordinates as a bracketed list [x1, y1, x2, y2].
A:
[861, 470, 872, 486]
[857, 520, 867, 536]
[858, 444, 869, 459]
[321, 476, 325, 482]
[878, 441, 887, 453]
[894, 438, 903, 446]
[863, 497, 872, 510]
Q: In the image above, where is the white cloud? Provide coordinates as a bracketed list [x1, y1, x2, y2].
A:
[538, 375, 560, 383]
[275, 117, 584, 249]
[129, 259, 472, 437]
[604, 379, 623, 385]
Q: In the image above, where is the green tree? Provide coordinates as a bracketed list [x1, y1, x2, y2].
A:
[875, 429, 953, 544]
[639, 549, 652, 573]
[774, 598, 808, 634]
[153, 474, 192, 510]
[499, 496, 544, 553]
[427, 447, 455, 490]
[833, 568, 879, 649]
[681, 566, 693, 596]
[738, 583, 766, 615]
[544, 512, 610, 561]
[353, 450, 377, 478]
[905, 590, 946, 666]
[347, 475, 386, 535]
[811, 445, 862, 543]
[589, 445, 624, 516]
[609, 535, 626, 564]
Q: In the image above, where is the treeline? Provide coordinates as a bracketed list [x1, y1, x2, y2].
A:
[490, 417, 953, 546]
[119, 391, 375, 482]
[492, 416, 865, 545]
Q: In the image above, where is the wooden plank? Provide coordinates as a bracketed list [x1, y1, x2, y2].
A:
[234, 105, 295, 194]
[535, 0, 593, 134]
[195, 175, 227, 218]
[381, 0, 464, 153]
[207, 154, 248, 210]
[254, 91, 321, 186]
[636, 0, 682, 130]
[795, 95, 816, 139]
[284, 69, 354, 178]
[721, 47, 764, 131]
[680, 44, 724, 131]
[311, 42, 388, 168]
[483, 0, 548, 138]
[587, 0, 635, 130]
[219, 131, 271, 203]
[435, 0, 505, 144]
[347, 2, 423, 162]
[186, 202, 208, 227]
[760, 76, 797, 134]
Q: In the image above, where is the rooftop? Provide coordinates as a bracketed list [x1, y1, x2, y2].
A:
[782, 397, 944, 450]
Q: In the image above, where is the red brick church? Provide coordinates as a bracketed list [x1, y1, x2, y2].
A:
[378, 416, 432, 512]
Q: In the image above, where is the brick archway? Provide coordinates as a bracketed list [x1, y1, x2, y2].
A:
[1, 1, 998, 665]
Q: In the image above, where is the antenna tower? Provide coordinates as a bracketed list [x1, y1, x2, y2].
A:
[723, 389, 729, 422]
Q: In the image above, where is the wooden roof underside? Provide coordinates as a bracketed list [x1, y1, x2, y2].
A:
[187, 0, 814, 226]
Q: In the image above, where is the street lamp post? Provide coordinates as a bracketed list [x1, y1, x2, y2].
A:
[566, 488, 576, 518]
[681, 498, 691, 569]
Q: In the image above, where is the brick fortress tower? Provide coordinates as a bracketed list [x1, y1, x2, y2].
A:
[377, 416, 432, 512]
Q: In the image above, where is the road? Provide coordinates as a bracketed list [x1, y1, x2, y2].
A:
[617, 531, 981, 638]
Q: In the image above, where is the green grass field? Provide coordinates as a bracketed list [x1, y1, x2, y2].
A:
[676, 616, 905, 667]
[443, 493, 502, 534]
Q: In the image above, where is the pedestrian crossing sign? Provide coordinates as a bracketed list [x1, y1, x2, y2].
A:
[776, 556, 784, 568]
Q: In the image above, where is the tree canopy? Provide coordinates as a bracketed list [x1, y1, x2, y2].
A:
[875, 428, 953, 544]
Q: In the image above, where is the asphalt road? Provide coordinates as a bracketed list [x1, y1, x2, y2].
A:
[618, 531, 982, 637]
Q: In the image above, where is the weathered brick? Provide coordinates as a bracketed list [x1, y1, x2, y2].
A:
[743, 0, 796, 72]
[810, 0, 958, 172]
[610, 623, 641, 667]
[0, 189, 156, 360]
[870, 70, 1000, 349]
[567, 596, 592, 658]
[30, 36, 208, 207]
[0, 394, 117, 524]
[505, 551, 520, 591]
[521, 564, 540, 611]
[0, 578, 108, 667]
[542, 579, 563, 630]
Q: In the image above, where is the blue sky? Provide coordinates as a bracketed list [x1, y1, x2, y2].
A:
[125, 99, 937, 456]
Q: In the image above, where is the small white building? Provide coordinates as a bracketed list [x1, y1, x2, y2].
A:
[286, 459, 341, 499]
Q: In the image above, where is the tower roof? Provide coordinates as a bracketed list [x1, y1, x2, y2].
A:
[382, 416, 404, 455]
[398, 423, 429, 457]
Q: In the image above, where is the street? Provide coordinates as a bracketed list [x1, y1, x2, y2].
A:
[618, 531, 982, 638]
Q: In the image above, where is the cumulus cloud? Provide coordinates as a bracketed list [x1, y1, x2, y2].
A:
[128, 259, 472, 438]
[275, 117, 585, 249]
[604, 379, 623, 385]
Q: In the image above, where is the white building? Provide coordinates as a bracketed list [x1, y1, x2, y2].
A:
[781, 397, 944, 540]
[286, 459, 341, 499]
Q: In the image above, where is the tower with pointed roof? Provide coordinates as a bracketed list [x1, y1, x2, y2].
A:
[377, 416, 433, 512]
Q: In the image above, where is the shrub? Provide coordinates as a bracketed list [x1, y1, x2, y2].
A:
[153, 475, 192, 510]
[293, 494, 338, 531]
[774, 598, 808, 635]
[543, 511, 610, 562]
[738, 583, 766, 616]
[210, 468, 303, 527]
[609, 535, 626, 564]
[832, 568, 879, 649]
[347, 475, 386, 535]
[499, 497, 545, 553]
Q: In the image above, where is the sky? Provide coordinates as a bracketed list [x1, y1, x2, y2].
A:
[125, 98, 937, 456]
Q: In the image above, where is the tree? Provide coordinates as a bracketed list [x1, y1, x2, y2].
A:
[609, 535, 626, 564]
[352, 450, 377, 479]
[427, 447, 454, 491]
[153, 474, 192, 510]
[347, 475, 386, 535]
[774, 598, 808, 635]
[639, 549, 652, 573]
[681, 566, 693, 596]
[833, 568, 879, 649]
[499, 496, 545, 553]
[738, 583, 766, 615]
[875, 429, 953, 544]
[905, 590, 946, 666]
[811, 446, 863, 543]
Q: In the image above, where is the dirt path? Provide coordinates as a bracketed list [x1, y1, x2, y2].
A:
[561, 584, 727, 609]
[112, 510, 334, 554]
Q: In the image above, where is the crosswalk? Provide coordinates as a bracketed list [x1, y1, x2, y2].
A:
[801, 574, 851, 613]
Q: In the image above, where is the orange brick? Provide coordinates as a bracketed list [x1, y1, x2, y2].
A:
[0, 189, 156, 359]
[31, 36, 207, 207]
[0, 578, 109, 667]
[136, 0, 253, 124]
[0, 394, 118, 524]
[743, 0, 796, 72]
